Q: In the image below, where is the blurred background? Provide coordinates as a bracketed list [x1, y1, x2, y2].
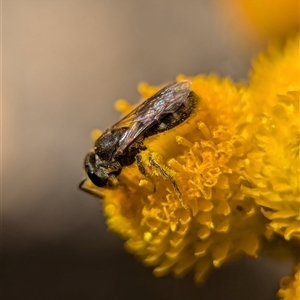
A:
[3, 1, 296, 299]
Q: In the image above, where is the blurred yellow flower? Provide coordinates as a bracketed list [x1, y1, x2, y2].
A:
[239, 0, 299, 40]
[83, 35, 299, 289]
[219, 0, 299, 42]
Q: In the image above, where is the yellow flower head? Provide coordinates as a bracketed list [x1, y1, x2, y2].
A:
[242, 35, 300, 241]
[84, 78, 267, 281]
[82, 35, 299, 284]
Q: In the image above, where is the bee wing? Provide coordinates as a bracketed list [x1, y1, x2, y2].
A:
[112, 80, 191, 156]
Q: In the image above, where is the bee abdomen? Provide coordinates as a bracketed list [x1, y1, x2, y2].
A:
[144, 91, 199, 138]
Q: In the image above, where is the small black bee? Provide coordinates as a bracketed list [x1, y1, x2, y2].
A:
[80, 80, 199, 206]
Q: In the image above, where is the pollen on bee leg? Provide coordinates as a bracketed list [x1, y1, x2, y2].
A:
[90, 129, 102, 141]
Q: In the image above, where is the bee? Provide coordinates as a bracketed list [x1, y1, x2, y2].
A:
[79, 80, 199, 207]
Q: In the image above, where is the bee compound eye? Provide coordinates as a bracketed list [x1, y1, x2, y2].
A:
[88, 171, 107, 188]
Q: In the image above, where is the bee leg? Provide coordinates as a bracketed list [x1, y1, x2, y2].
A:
[148, 153, 188, 210]
[136, 153, 156, 192]
[79, 178, 104, 199]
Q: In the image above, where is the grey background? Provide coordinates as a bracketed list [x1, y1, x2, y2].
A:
[3, 1, 293, 299]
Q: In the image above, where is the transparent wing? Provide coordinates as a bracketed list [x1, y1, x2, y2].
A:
[112, 80, 191, 156]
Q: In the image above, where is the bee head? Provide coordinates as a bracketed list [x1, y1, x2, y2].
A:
[84, 151, 120, 188]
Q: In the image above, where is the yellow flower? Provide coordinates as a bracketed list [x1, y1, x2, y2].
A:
[219, 0, 299, 42]
[82, 35, 299, 287]
[85, 78, 267, 281]
[241, 35, 300, 241]
[278, 262, 300, 300]
[239, 0, 299, 40]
